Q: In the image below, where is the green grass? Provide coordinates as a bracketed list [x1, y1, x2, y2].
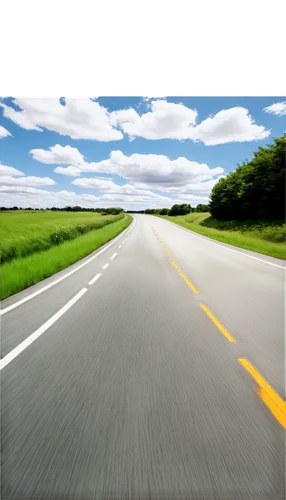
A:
[0, 215, 132, 300]
[158, 213, 286, 260]
[0, 211, 123, 263]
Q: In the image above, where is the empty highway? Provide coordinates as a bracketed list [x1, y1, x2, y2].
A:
[1, 214, 285, 499]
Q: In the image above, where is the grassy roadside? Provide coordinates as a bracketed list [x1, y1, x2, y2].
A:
[0, 215, 132, 300]
[158, 213, 286, 260]
[0, 212, 123, 263]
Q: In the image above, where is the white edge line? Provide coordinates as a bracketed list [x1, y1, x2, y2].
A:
[0, 288, 88, 370]
[0, 218, 135, 316]
[110, 252, 118, 260]
[88, 273, 101, 285]
[160, 219, 285, 270]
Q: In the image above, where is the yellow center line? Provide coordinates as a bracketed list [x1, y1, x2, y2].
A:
[238, 358, 286, 429]
[258, 387, 286, 430]
[170, 259, 180, 270]
[200, 304, 236, 342]
[179, 272, 199, 294]
[160, 241, 164, 246]
[164, 249, 170, 257]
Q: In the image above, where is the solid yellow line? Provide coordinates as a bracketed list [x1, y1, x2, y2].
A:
[160, 241, 164, 246]
[170, 259, 179, 270]
[164, 249, 170, 257]
[179, 272, 199, 294]
[200, 304, 236, 342]
[258, 387, 286, 430]
[238, 358, 286, 424]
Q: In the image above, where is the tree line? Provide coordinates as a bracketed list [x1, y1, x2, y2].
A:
[0, 206, 125, 215]
[143, 204, 209, 216]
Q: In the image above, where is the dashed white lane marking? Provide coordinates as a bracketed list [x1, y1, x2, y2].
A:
[163, 221, 285, 270]
[88, 273, 101, 285]
[110, 252, 118, 260]
[0, 219, 136, 316]
[0, 288, 88, 371]
[102, 263, 109, 269]
[119, 245, 122, 248]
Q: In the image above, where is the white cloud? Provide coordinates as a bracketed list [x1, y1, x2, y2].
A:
[77, 150, 224, 192]
[32, 145, 224, 197]
[191, 107, 270, 145]
[54, 166, 81, 177]
[30, 144, 85, 165]
[0, 164, 24, 176]
[111, 99, 198, 140]
[0, 125, 12, 138]
[1, 98, 123, 141]
[2, 98, 270, 146]
[0, 175, 56, 187]
[263, 101, 286, 116]
[110, 101, 269, 145]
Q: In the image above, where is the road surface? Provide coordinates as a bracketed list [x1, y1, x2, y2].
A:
[1, 214, 285, 499]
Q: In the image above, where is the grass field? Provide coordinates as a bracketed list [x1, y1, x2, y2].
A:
[0, 212, 132, 300]
[0, 211, 123, 263]
[159, 213, 286, 260]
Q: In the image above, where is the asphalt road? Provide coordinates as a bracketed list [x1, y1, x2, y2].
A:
[1, 214, 285, 499]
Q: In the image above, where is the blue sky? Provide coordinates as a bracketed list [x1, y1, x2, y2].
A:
[0, 97, 285, 210]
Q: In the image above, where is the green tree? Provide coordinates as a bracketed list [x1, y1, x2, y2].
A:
[196, 204, 209, 212]
[169, 204, 192, 216]
[210, 136, 285, 221]
[159, 208, 170, 215]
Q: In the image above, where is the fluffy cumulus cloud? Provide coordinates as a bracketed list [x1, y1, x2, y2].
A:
[0, 98, 123, 141]
[263, 101, 286, 116]
[110, 102, 269, 144]
[191, 107, 270, 145]
[110, 100, 198, 140]
[30, 144, 85, 165]
[1, 98, 270, 145]
[31, 145, 224, 199]
[80, 150, 224, 193]
[0, 125, 12, 138]
[0, 157, 210, 210]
